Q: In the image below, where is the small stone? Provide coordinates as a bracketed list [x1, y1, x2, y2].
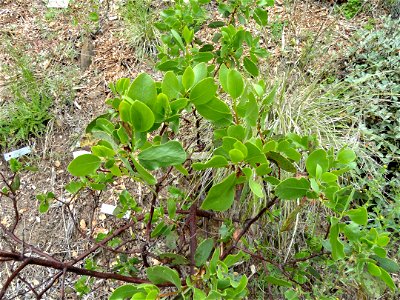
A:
[54, 160, 61, 168]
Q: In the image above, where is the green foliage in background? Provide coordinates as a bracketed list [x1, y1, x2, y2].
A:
[0, 43, 78, 150]
[119, 0, 160, 57]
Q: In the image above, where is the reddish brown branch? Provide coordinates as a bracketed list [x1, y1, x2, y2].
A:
[221, 197, 278, 260]
[188, 203, 197, 275]
[0, 259, 29, 299]
[0, 251, 174, 290]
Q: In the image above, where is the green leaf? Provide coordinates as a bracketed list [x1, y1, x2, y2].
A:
[219, 64, 229, 93]
[265, 276, 292, 287]
[253, 7, 268, 26]
[275, 178, 310, 200]
[321, 172, 338, 183]
[196, 97, 233, 126]
[146, 266, 181, 290]
[378, 267, 396, 291]
[243, 57, 259, 76]
[345, 206, 367, 226]
[329, 217, 345, 260]
[229, 149, 245, 163]
[138, 141, 186, 170]
[91, 145, 115, 158]
[171, 29, 185, 51]
[337, 148, 356, 164]
[190, 78, 217, 105]
[306, 149, 329, 178]
[39, 199, 50, 213]
[227, 125, 245, 141]
[192, 155, 229, 170]
[119, 100, 131, 123]
[193, 288, 207, 300]
[201, 173, 236, 211]
[195, 238, 214, 267]
[193, 62, 208, 85]
[371, 256, 400, 273]
[227, 69, 244, 99]
[65, 181, 84, 194]
[266, 151, 296, 173]
[182, 66, 195, 90]
[68, 154, 101, 177]
[249, 178, 264, 198]
[367, 262, 382, 277]
[10, 175, 20, 192]
[131, 157, 156, 185]
[109, 285, 138, 300]
[208, 21, 225, 28]
[223, 251, 249, 268]
[127, 73, 157, 107]
[182, 26, 194, 44]
[130, 101, 155, 132]
[162, 71, 180, 100]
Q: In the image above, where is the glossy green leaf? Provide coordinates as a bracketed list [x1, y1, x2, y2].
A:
[306, 149, 329, 178]
[182, 66, 195, 90]
[378, 267, 396, 291]
[219, 63, 229, 93]
[227, 69, 244, 99]
[146, 266, 181, 289]
[265, 276, 292, 287]
[253, 7, 268, 26]
[266, 151, 296, 173]
[243, 57, 259, 76]
[119, 100, 131, 123]
[345, 206, 367, 226]
[371, 256, 400, 273]
[171, 29, 185, 51]
[329, 217, 345, 260]
[127, 73, 157, 107]
[130, 101, 155, 132]
[68, 154, 101, 177]
[201, 173, 236, 211]
[138, 141, 186, 170]
[194, 238, 214, 267]
[229, 149, 245, 163]
[91, 145, 115, 158]
[367, 262, 382, 277]
[162, 71, 180, 100]
[337, 148, 356, 164]
[131, 157, 156, 185]
[190, 78, 217, 105]
[275, 178, 310, 200]
[109, 285, 138, 300]
[196, 97, 233, 126]
[193, 63, 207, 85]
[192, 155, 229, 170]
[249, 178, 264, 198]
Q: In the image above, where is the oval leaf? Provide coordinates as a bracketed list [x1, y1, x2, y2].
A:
[195, 238, 214, 267]
[190, 78, 217, 105]
[130, 101, 155, 132]
[146, 266, 181, 290]
[201, 173, 236, 211]
[275, 178, 310, 200]
[138, 141, 186, 170]
[67, 154, 101, 177]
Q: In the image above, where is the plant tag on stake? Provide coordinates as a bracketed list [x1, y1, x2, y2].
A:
[3, 146, 31, 161]
[47, 0, 70, 8]
[100, 204, 131, 219]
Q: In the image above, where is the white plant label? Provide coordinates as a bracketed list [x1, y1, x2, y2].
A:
[47, 0, 70, 8]
[3, 146, 31, 161]
[72, 150, 91, 159]
[100, 204, 131, 219]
